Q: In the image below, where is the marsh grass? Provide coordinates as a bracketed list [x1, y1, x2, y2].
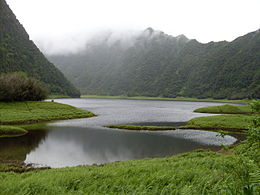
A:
[106, 114, 255, 132]
[194, 104, 254, 114]
[0, 101, 95, 125]
[185, 114, 254, 131]
[0, 150, 259, 194]
[0, 101, 95, 137]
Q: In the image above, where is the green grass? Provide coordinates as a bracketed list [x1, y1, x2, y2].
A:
[194, 104, 254, 114]
[0, 101, 96, 137]
[0, 101, 95, 125]
[106, 125, 177, 131]
[185, 114, 255, 131]
[82, 95, 250, 104]
[106, 114, 255, 133]
[0, 125, 27, 138]
[106, 104, 258, 132]
[0, 148, 259, 195]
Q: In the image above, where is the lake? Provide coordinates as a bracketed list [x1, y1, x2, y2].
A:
[0, 98, 243, 168]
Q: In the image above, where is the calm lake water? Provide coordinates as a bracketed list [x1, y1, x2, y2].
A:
[0, 98, 243, 168]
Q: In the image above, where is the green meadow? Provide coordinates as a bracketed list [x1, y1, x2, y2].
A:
[0, 101, 95, 137]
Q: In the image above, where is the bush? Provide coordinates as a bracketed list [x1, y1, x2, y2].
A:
[248, 99, 260, 142]
[249, 99, 260, 113]
[0, 73, 48, 102]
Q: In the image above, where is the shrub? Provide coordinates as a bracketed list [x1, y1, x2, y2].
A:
[249, 99, 260, 113]
[248, 99, 260, 142]
[0, 72, 48, 102]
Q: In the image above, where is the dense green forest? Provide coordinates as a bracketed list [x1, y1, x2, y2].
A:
[49, 28, 260, 99]
[0, 0, 80, 97]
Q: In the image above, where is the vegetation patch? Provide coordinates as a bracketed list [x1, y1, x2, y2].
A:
[0, 100, 96, 137]
[0, 73, 48, 102]
[106, 125, 177, 131]
[185, 114, 254, 132]
[190, 102, 260, 132]
[194, 104, 254, 114]
[0, 126, 27, 137]
[106, 114, 256, 133]
[0, 101, 95, 125]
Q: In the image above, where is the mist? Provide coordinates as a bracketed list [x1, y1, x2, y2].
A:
[6, 0, 260, 55]
[35, 29, 143, 55]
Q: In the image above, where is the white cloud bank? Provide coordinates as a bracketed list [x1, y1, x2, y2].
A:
[6, 0, 260, 54]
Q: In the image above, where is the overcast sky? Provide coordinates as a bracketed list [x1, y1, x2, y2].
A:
[6, 0, 260, 54]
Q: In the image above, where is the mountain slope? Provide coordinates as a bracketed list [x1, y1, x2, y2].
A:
[49, 28, 260, 99]
[0, 0, 80, 97]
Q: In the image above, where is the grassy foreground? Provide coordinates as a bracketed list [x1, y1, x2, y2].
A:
[82, 95, 250, 104]
[0, 145, 259, 195]
[0, 101, 95, 137]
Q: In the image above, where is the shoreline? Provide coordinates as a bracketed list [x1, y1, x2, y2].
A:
[81, 95, 250, 104]
[0, 101, 96, 137]
[0, 114, 96, 126]
[105, 124, 247, 134]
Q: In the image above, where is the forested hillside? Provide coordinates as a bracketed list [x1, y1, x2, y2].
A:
[49, 28, 260, 99]
[0, 0, 80, 97]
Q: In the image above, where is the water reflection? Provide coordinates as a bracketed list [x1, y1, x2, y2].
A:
[25, 127, 237, 168]
[0, 130, 48, 161]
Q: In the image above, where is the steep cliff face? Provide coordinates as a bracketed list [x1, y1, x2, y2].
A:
[49, 27, 260, 99]
[0, 0, 80, 97]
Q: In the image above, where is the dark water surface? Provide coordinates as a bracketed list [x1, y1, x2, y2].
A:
[0, 98, 242, 168]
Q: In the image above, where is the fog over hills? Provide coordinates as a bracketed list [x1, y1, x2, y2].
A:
[48, 28, 260, 99]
